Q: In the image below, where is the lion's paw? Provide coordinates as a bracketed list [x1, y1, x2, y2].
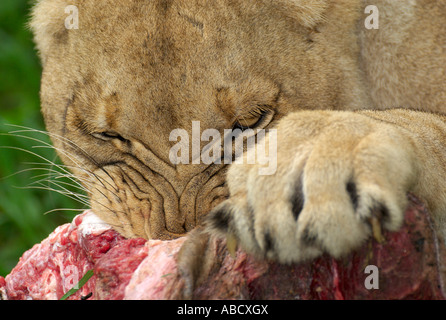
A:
[206, 111, 417, 263]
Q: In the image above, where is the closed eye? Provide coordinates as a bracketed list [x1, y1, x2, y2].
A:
[233, 107, 274, 132]
[92, 131, 128, 142]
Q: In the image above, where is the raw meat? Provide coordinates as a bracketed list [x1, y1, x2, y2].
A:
[1, 194, 445, 300]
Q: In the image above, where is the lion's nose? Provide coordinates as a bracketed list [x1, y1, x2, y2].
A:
[90, 162, 228, 240]
[177, 163, 229, 233]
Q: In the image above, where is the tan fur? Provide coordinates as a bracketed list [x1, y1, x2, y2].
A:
[30, 0, 446, 263]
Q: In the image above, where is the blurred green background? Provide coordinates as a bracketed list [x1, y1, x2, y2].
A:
[0, 0, 85, 276]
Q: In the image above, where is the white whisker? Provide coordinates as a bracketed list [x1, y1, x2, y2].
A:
[1, 124, 129, 220]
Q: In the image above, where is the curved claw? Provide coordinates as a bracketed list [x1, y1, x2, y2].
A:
[369, 216, 386, 244]
[176, 227, 217, 299]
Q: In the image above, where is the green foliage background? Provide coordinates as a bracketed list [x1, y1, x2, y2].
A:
[0, 0, 84, 276]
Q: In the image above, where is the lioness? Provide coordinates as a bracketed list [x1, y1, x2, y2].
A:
[31, 0, 446, 266]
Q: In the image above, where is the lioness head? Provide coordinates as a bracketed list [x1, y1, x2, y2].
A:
[30, 0, 367, 239]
